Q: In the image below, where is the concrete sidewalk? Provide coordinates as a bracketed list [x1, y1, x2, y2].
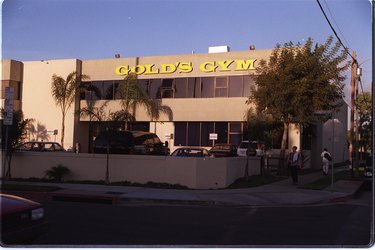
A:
[4, 168, 366, 207]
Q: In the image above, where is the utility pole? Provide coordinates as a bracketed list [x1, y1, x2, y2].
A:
[349, 51, 357, 174]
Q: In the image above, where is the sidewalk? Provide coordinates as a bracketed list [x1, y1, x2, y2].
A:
[4, 169, 365, 207]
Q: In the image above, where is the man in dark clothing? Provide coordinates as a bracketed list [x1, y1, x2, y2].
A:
[288, 146, 302, 185]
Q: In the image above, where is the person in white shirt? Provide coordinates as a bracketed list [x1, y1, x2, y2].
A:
[320, 148, 332, 175]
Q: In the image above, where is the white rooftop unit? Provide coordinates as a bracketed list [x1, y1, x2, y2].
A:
[208, 46, 230, 53]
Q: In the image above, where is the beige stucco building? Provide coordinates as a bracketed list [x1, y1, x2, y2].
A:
[1, 48, 349, 167]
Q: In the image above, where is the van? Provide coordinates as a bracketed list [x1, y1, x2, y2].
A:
[93, 130, 169, 155]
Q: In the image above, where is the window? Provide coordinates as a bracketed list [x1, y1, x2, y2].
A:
[91, 81, 104, 100]
[215, 122, 228, 143]
[229, 76, 243, 97]
[229, 122, 242, 146]
[161, 79, 175, 98]
[187, 122, 200, 146]
[243, 75, 254, 97]
[175, 78, 188, 98]
[215, 77, 228, 97]
[201, 77, 214, 98]
[201, 122, 215, 146]
[174, 122, 187, 146]
[187, 77, 201, 98]
[149, 79, 162, 99]
[103, 81, 115, 99]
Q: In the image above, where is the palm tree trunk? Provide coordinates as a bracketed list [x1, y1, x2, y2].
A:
[61, 112, 66, 148]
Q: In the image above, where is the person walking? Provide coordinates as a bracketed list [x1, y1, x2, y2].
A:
[288, 146, 302, 185]
[321, 148, 332, 175]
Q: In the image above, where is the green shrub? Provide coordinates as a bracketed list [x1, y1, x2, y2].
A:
[45, 164, 71, 182]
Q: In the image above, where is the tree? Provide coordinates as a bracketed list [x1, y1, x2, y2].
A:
[248, 36, 349, 170]
[1, 110, 30, 179]
[118, 73, 172, 130]
[51, 71, 89, 148]
[356, 92, 372, 153]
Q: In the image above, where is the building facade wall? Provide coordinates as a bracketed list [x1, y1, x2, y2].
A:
[21, 59, 80, 150]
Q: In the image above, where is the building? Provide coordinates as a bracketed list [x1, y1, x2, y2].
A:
[1, 47, 349, 167]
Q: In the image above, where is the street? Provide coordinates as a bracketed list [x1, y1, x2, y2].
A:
[21, 190, 373, 247]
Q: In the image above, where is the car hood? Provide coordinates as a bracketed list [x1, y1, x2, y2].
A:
[0, 194, 41, 215]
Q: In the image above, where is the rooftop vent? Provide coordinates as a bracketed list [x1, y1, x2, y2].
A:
[208, 46, 230, 53]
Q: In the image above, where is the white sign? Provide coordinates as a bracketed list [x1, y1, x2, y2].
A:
[4, 87, 14, 125]
[209, 133, 218, 140]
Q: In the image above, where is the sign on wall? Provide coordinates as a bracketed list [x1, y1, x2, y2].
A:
[115, 59, 257, 76]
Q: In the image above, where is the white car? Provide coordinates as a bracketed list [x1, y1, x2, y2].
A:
[237, 141, 264, 157]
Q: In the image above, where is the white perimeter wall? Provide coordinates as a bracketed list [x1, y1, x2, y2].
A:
[9, 153, 261, 189]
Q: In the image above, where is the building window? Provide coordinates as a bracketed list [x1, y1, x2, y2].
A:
[174, 122, 187, 146]
[187, 77, 201, 98]
[103, 81, 115, 100]
[229, 122, 242, 146]
[201, 122, 215, 146]
[174, 122, 247, 147]
[149, 79, 162, 99]
[175, 78, 188, 98]
[243, 75, 254, 97]
[80, 75, 255, 100]
[215, 77, 228, 97]
[201, 77, 214, 98]
[229, 76, 243, 97]
[161, 79, 175, 98]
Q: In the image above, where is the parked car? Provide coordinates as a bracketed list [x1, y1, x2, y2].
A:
[237, 141, 265, 157]
[93, 130, 169, 155]
[209, 144, 238, 157]
[16, 141, 65, 152]
[171, 147, 211, 157]
[364, 155, 372, 190]
[1, 194, 49, 244]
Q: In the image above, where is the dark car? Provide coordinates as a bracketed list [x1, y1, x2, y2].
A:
[16, 141, 65, 152]
[93, 130, 169, 155]
[209, 144, 238, 157]
[1, 194, 48, 244]
[171, 147, 211, 157]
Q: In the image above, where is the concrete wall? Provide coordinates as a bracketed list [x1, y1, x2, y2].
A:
[9, 152, 261, 189]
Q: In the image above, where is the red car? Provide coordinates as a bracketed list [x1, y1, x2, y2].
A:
[1, 194, 48, 244]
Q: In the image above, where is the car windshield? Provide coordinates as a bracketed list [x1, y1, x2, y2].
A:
[172, 148, 207, 157]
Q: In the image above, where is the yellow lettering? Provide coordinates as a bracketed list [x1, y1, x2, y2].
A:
[115, 66, 130, 76]
[160, 63, 177, 74]
[131, 65, 146, 75]
[235, 59, 256, 71]
[200, 61, 217, 73]
[178, 62, 193, 73]
[144, 64, 159, 74]
[217, 60, 234, 71]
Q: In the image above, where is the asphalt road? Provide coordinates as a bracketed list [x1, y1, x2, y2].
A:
[20, 190, 373, 247]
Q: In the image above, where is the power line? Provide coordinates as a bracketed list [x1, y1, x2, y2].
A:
[316, 0, 357, 63]
[322, 0, 351, 49]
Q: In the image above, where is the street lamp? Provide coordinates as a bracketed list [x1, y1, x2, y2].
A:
[314, 110, 335, 190]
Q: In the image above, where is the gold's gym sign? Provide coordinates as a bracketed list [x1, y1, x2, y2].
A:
[115, 59, 256, 76]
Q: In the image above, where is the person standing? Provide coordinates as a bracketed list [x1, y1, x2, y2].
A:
[321, 148, 332, 175]
[288, 146, 302, 185]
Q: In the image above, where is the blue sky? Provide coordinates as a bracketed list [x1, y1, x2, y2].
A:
[1, 0, 372, 97]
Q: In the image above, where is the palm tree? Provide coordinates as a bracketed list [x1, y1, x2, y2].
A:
[118, 73, 172, 130]
[51, 71, 89, 148]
